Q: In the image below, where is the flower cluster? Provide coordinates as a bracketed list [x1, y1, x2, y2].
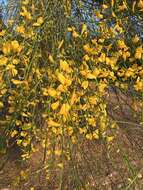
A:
[0, 0, 142, 162]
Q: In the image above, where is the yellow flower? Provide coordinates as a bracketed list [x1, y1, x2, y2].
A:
[57, 163, 64, 169]
[57, 72, 66, 85]
[93, 130, 99, 139]
[88, 118, 96, 126]
[12, 59, 19, 65]
[125, 68, 134, 78]
[83, 54, 90, 61]
[0, 56, 8, 66]
[60, 103, 70, 116]
[102, 4, 108, 9]
[79, 128, 87, 134]
[11, 79, 24, 85]
[55, 149, 62, 156]
[67, 127, 73, 136]
[30, 187, 35, 190]
[11, 40, 22, 53]
[71, 136, 77, 144]
[22, 0, 29, 5]
[57, 72, 72, 86]
[33, 17, 44, 26]
[20, 6, 32, 20]
[135, 46, 142, 59]
[107, 136, 114, 142]
[89, 96, 97, 105]
[11, 130, 18, 138]
[16, 25, 25, 34]
[106, 57, 118, 67]
[93, 68, 100, 77]
[70, 91, 78, 105]
[2, 42, 11, 55]
[48, 54, 54, 63]
[57, 84, 67, 92]
[47, 88, 57, 97]
[138, 0, 143, 9]
[86, 133, 93, 140]
[6, 64, 18, 76]
[117, 40, 127, 50]
[51, 101, 60, 110]
[98, 53, 106, 62]
[72, 30, 79, 38]
[48, 119, 60, 127]
[132, 35, 140, 44]
[86, 73, 96, 79]
[60, 60, 70, 72]
[95, 11, 103, 19]
[0, 30, 6, 36]
[81, 81, 89, 89]
[118, 2, 127, 11]
[98, 82, 107, 93]
[83, 44, 91, 53]
[134, 78, 143, 91]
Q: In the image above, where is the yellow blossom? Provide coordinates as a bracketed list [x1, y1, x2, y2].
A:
[60, 60, 71, 72]
[57, 163, 64, 169]
[0, 30, 6, 36]
[57, 72, 72, 86]
[48, 119, 60, 127]
[33, 17, 44, 26]
[47, 88, 57, 97]
[93, 130, 99, 139]
[135, 46, 142, 59]
[70, 91, 78, 105]
[138, 0, 143, 9]
[107, 136, 114, 142]
[11, 79, 24, 85]
[86, 73, 96, 79]
[55, 149, 62, 156]
[20, 6, 32, 20]
[59, 103, 70, 116]
[51, 101, 60, 110]
[48, 55, 54, 63]
[11, 130, 18, 138]
[79, 127, 87, 134]
[10, 40, 22, 53]
[57, 72, 66, 85]
[2, 42, 11, 55]
[22, 0, 29, 5]
[86, 133, 93, 140]
[16, 25, 25, 34]
[0, 56, 8, 66]
[132, 35, 140, 43]
[134, 78, 143, 91]
[81, 81, 89, 89]
[89, 96, 97, 105]
[67, 127, 73, 136]
[72, 30, 79, 38]
[98, 82, 107, 93]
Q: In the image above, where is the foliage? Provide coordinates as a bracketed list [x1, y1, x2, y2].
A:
[0, 0, 143, 188]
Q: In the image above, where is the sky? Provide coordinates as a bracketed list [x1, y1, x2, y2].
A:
[0, 0, 7, 5]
